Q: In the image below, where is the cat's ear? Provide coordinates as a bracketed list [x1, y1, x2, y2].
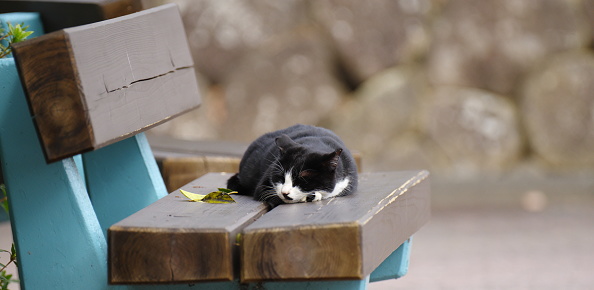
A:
[275, 134, 298, 153]
[323, 148, 342, 170]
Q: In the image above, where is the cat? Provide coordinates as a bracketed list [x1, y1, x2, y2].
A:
[227, 124, 358, 208]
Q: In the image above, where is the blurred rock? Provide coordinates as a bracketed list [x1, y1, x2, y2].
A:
[521, 51, 594, 167]
[219, 28, 346, 141]
[175, 0, 309, 83]
[585, 0, 594, 48]
[423, 87, 522, 175]
[148, 85, 226, 140]
[311, 0, 432, 83]
[326, 66, 429, 170]
[427, 0, 590, 95]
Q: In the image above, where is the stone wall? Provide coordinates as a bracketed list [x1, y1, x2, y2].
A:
[144, 0, 594, 176]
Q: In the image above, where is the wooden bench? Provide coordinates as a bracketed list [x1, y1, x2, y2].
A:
[3, 4, 430, 289]
[109, 170, 429, 286]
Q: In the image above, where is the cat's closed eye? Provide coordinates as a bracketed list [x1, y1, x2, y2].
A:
[299, 170, 316, 178]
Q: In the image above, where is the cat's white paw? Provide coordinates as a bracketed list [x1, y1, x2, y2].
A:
[312, 192, 322, 202]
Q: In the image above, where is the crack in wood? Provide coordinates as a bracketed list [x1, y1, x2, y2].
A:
[105, 65, 193, 93]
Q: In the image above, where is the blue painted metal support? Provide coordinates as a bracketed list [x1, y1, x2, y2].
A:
[0, 53, 110, 290]
[74, 155, 86, 190]
[369, 238, 412, 282]
[82, 133, 167, 236]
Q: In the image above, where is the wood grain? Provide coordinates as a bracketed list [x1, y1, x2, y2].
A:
[240, 170, 431, 282]
[161, 156, 241, 191]
[109, 173, 268, 283]
[0, 0, 142, 32]
[12, 4, 200, 163]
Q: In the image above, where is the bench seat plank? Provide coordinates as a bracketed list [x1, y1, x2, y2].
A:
[109, 173, 268, 284]
[12, 3, 200, 163]
[241, 170, 430, 282]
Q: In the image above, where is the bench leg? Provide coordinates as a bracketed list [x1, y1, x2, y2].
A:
[0, 56, 109, 290]
[82, 133, 167, 235]
[242, 277, 370, 290]
[369, 238, 412, 282]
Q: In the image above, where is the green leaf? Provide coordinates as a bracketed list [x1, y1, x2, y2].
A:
[8, 23, 33, 43]
[217, 188, 236, 194]
[9, 244, 15, 262]
[0, 21, 34, 58]
[0, 185, 7, 215]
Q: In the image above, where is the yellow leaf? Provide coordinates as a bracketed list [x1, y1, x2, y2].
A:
[180, 189, 206, 202]
[202, 191, 236, 203]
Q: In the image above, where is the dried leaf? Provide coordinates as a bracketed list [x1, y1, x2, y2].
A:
[201, 191, 236, 203]
[179, 189, 236, 204]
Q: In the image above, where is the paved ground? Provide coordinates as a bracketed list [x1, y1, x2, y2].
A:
[2, 171, 594, 289]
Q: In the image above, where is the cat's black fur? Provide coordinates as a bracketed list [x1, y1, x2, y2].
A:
[227, 124, 358, 208]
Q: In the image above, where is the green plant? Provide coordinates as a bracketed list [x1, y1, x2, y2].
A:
[0, 21, 34, 58]
[0, 185, 7, 215]
[0, 185, 18, 289]
[0, 244, 17, 290]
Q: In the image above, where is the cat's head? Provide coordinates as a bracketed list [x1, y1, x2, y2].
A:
[271, 134, 342, 204]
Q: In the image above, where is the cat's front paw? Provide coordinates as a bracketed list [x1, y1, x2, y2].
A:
[306, 192, 322, 202]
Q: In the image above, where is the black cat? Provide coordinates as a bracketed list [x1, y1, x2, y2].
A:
[227, 124, 358, 208]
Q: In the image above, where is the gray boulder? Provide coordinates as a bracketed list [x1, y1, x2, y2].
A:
[521, 51, 594, 167]
[427, 0, 589, 95]
[422, 86, 523, 175]
[311, 0, 432, 83]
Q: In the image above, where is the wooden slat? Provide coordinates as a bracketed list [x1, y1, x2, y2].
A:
[148, 134, 249, 158]
[240, 170, 430, 282]
[12, 3, 200, 163]
[161, 156, 241, 191]
[0, 0, 142, 32]
[108, 173, 268, 284]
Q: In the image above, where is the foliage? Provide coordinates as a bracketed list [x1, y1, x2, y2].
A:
[0, 185, 18, 289]
[0, 185, 7, 215]
[0, 244, 17, 290]
[0, 21, 34, 58]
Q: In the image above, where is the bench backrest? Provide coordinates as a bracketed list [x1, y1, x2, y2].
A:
[13, 3, 200, 162]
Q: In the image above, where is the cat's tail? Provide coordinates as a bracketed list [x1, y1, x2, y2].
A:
[227, 173, 247, 195]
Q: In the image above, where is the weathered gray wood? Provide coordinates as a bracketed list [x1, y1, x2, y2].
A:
[108, 173, 268, 283]
[12, 3, 200, 162]
[240, 170, 430, 282]
[147, 134, 249, 158]
[0, 0, 142, 32]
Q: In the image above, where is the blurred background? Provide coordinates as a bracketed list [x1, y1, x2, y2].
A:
[143, 0, 594, 178]
[2, 0, 594, 289]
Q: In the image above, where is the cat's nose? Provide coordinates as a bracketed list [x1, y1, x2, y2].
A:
[282, 193, 293, 200]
